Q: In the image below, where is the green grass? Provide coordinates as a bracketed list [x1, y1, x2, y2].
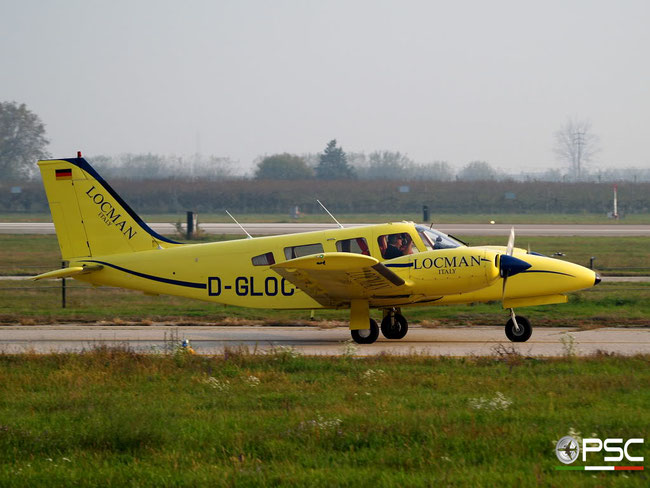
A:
[0, 234, 63, 275]
[457, 235, 650, 275]
[0, 350, 647, 487]
[2, 212, 650, 224]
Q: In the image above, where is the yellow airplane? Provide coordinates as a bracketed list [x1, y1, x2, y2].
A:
[33, 156, 600, 344]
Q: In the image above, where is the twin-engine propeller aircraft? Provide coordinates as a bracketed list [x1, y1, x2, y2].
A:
[33, 156, 600, 344]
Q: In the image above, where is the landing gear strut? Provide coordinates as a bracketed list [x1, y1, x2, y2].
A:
[351, 318, 379, 344]
[505, 309, 532, 342]
[380, 308, 409, 339]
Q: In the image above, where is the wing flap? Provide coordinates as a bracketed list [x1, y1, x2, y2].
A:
[271, 253, 408, 306]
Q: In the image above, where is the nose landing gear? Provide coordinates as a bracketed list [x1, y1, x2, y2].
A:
[505, 309, 532, 342]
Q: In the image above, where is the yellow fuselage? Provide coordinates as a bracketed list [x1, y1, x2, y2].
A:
[70, 223, 597, 310]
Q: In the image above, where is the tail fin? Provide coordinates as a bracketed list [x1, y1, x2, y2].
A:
[38, 157, 181, 259]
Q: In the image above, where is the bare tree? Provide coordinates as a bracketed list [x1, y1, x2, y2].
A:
[554, 119, 599, 180]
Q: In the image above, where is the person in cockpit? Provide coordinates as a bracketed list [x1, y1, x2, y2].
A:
[384, 233, 413, 259]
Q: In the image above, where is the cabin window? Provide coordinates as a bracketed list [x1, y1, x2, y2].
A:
[284, 243, 324, 260]
[336, 238, 370, 256]
[378, 233, 419, 259]
[251, 252, 275, 266]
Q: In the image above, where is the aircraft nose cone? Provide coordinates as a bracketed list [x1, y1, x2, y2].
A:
[594, 274, 601, 285]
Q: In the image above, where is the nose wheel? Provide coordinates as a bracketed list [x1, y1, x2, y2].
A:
[505, 312, 532, 342]
[380, 310, 409, 339]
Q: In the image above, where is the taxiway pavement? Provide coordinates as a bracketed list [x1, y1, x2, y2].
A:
[0, 325, 648, 357]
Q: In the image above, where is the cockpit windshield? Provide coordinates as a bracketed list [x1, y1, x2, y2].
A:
[416, 225, 464, 250]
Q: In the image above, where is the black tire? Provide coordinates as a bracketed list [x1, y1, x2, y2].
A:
[380, 313, 409, 340]
[351, 319, 379, 344]
[505, 315, 532, 342]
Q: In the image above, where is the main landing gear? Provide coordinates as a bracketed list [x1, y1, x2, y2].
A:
[350, 318, 379, 344]
[505, 309, 532, 342]
[350, 308, 409, 344]
[381, 308, 408, 340]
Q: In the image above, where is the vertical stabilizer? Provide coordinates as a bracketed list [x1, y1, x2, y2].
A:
[38, 157, 181, 259]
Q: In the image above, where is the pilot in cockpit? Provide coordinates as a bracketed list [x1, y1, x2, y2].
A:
[383, 233, 414, 259]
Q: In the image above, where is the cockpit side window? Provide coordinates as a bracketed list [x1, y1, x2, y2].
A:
[336, 237, 370, 256]
[416, 226, 463, 250]
[284, 243, 324, 260]
[378, 232, 419, 259]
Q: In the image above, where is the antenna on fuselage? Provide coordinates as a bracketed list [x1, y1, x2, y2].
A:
[317, 199, 344, 229]
[225, 210, 253, 239]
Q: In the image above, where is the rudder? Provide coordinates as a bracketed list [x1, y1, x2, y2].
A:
[38, 157, 181, 259]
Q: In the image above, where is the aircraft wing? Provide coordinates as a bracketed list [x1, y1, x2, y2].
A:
[271, 252, 408, 307]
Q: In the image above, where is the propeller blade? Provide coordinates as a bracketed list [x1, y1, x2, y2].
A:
[506, 227, 515, 256]
[500, 254, 532, 302]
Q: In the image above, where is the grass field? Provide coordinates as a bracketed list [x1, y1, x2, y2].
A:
[2, 212, 650, 224]
[0, 349, 647, 487]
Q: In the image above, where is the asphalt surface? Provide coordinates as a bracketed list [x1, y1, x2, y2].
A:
[2, 222, 650, 236]
[0, 325, 648, 357]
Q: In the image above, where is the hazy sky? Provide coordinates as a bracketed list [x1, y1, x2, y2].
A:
[3, 0, 649, 174]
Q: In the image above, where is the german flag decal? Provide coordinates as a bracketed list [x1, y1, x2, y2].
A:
[55, 168, 73, 180]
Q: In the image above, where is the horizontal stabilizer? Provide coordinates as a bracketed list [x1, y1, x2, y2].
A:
[32, 265, 103, 281]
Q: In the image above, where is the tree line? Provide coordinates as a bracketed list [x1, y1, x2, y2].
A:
[3, 178, 649, 216]
[2, 101, 649, 183]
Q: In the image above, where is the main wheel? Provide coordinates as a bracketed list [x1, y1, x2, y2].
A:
[381, 313, 408, 339]
[505, 315, 532, 342]
[351, 318, 379, 344]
